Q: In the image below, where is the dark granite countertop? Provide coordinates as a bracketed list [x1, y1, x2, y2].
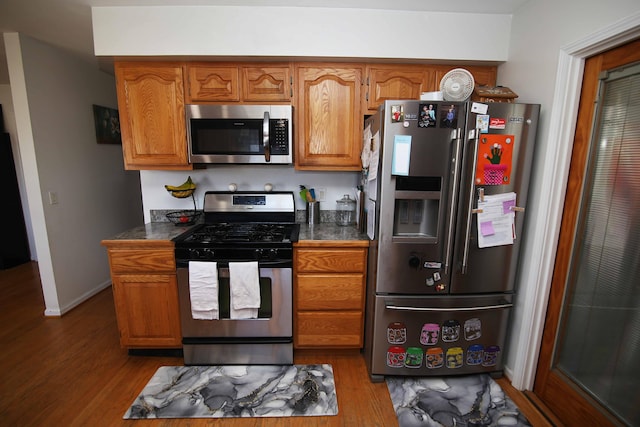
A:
[103, 222, 195, 242]
[297, 223, 369, 241]
[103, 221, 369, 243]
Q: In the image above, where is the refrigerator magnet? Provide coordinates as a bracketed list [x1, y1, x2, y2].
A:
[390, 105, 404, 122]
[440, 104, 459, 128]
[475, 134, 515, 185]
[471, 102, 489, 114]
[464, 318, 482, 340]
[418, 103, 438, 128]
[489, 117, 506, 129]
[476, 114, 490, 133]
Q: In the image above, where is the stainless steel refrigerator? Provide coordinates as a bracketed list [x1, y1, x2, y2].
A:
[362, 100, 540, 381]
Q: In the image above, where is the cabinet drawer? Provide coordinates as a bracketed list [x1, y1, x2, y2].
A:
[296, 311, 363, 348]
[109, 249, 176, 273]
[296, 274, 364, 310]
[296, 248, 366, 273]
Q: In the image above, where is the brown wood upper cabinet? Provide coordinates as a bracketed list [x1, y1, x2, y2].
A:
[114, 60, 496, 171]
[364, 64, 497, 114]
[186, 63, 293, 103]
[294, 63, 364, 171]
[364, 64, 435, 114]
[114, 62, 191, 170]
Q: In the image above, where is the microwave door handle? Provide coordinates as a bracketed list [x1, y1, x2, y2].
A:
[263, 111, 271, 162]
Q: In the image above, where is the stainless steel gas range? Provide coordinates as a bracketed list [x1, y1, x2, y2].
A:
[173, 191, 299, 365]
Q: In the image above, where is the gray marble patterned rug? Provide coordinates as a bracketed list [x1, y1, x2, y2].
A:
[386, 374, 531, 427]
[124, 364, 338, 419]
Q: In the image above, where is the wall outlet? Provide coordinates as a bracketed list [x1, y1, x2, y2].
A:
[48, 191, 59, 205]
[316, 188, 326, 202]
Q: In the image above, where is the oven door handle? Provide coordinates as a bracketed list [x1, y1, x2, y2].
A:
[385, 303, 513, 312]
[263, 111, 271, 162]
[176, 260, 293, 269]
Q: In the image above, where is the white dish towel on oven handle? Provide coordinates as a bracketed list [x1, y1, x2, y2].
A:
[229, 261, 261, 319]
[188, 261, 219, 320]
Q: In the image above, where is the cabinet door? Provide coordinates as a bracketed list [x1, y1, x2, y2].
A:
[295, 64, 364, 171]
[186, 65, 240, 102]
[365, 65, 434, 113]
[115, 62, 190, 170]
[112, 274, 182, 348]
[242, 65, 292, 102]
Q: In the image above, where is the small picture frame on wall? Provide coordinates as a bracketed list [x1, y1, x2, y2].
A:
[92, 104, 121, 144]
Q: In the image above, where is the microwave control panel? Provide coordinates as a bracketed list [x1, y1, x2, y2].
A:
[271, 119, 289, 154]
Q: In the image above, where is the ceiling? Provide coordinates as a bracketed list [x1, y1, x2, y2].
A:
[0, 0, 528, 85]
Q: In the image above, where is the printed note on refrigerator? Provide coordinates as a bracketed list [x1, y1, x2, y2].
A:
[476, 192, 517, 248]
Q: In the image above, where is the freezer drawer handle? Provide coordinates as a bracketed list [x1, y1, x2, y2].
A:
[385, 303, 513, 312]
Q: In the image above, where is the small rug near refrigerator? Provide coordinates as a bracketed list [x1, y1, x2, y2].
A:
[386, 374, 531, 427]
[124, 364, 338, 419]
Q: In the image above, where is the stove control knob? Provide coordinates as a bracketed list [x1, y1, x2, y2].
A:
[267, 248, 278, 259]
[202, 248, 215, 259]
[189, 248, 202, 259]
[409, 255, 421, 269]
[254, 249, 264, 259]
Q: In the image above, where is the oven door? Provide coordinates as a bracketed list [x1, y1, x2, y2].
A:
[177, 265, 293, 365]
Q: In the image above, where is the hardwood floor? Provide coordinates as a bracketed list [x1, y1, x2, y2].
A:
[0, 262, 553, 426]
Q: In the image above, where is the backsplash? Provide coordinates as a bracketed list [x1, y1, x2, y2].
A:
[150, 209, 338, 224]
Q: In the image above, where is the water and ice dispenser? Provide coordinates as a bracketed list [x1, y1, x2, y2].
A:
[391, 176, 442, 242]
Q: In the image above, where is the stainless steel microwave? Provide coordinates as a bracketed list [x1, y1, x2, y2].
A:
[186, 104, 293, 165]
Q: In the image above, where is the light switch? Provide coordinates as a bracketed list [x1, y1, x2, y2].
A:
[48, 191, 59, 205]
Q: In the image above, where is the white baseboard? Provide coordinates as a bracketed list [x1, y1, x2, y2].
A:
[44, 280, 112, 317]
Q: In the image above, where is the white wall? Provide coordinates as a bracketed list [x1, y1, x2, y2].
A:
[93, 6, 511, 62]
[4, 33, 144, 315]
[497, 1, 640, 389]
[0, 84, 36, 259]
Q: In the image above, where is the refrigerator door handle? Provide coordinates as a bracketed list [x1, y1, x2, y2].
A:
[385, 303, 514, 312]
[461, 128, 481, 274]
[444, 128, 463, 276]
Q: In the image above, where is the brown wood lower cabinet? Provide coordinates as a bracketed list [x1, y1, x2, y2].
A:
[101, 240, 181, 348]
[294, 242, 368, 349]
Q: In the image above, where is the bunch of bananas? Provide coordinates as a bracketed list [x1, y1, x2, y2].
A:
[165, 176, 196, 198]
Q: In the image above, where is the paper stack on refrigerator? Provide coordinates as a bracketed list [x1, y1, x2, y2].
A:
[476, 192, 518, 248]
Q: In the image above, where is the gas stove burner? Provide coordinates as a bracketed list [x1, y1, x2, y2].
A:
[183, 223, 294, 244]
